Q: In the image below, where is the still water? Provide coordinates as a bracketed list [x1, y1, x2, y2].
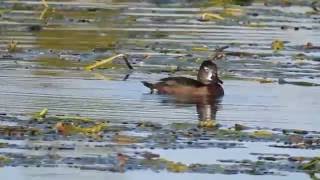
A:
[0, 0, 320, 179]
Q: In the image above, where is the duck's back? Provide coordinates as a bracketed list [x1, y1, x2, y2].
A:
[152, 77, 223, 97]
[159, 77, 205, 87]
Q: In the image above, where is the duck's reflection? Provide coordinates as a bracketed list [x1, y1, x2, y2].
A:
[160, 95, 223, 128]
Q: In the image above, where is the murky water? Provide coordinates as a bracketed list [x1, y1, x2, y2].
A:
[0, 0, 320, 179]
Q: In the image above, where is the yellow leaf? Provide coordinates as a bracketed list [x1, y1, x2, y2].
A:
[223, 8, 243, 16]
[55, 122, 107, 136]
[7, 40, 18, 53]
[32, 108, 48, 121]
[166, 162, 189, 172]
[198, 119, 218, 128]
[248, 22, 266, 28]
[80, 122, 107, 134]
[253, 130, 273, 138]
[39, 108, 48, 117]
[112, 135, 139, 144]
[84, 54, 124, 71]
[191, 46, 209, 51]
[271, 40, 284, 52]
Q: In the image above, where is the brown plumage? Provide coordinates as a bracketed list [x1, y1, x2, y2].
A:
[142, 60, 224, 98]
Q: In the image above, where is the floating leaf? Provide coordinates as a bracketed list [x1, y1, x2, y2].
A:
[32, 108, 48, 121]
[271, 40, 284, 52]
[252, 130, 273, 138]
[112, 134, 139, 144]
[7, 40, 18, 53]
[55, 122, 107, 136]
[198, 119, 218, 128]
[166, 161, 189, 172]
[223, 8, 244, 16]
[248, 22, 266, 28]
[191, 46, 209, 51]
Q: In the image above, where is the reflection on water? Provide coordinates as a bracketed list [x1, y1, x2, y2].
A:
[158, 92, 223, 125]
[0, 167, 310, 180]
[0, 69, 319, 131]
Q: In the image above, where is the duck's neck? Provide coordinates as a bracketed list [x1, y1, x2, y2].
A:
[197, 75, 220, 85]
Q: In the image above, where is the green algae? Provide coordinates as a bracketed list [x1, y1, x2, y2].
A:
[37, 57, 84, 68]
[31, 70, 63, 77]
[37, 29, 121, 51]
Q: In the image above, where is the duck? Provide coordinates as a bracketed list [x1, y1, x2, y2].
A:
[141, 60, 224, 98]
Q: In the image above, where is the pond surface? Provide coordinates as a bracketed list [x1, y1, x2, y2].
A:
[0, 0, 320, 179]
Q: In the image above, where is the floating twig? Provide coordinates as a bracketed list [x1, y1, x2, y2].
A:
[85, 54, 124, 71]
[122, 54, 134, 69]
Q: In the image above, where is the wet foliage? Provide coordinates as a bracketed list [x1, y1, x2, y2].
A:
[0, 112, 319, 176]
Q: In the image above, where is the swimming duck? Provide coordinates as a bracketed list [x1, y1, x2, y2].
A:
[142, 60, 224, 97]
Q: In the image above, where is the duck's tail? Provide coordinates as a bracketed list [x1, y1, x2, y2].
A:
[141, 81, 155, 93]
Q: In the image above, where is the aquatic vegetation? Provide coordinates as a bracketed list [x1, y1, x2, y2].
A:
[272, 40, 285, 52]
[166, 161, 189, 172]
[191, 46, 210, 52]
[0, 8, 10, 16]
[0, 156, 11, 166]
[252, 130, 273, 138]
[55, 122, 107, 136]
[222, 7, 244, 16]
[32, 108, 48, 121]
[0, 125, 41, 137]
[112, 134, 140, 144]
[198, 119, 218, 128]
[37, 57, 84, 68]
[301, 157, 320, 173]
[0, 113, 319, 176]
[256, 78, 275, 83]
[278, 78, 320, 86]
[7, 40, 18, 53]
[39, 7, 55, 21]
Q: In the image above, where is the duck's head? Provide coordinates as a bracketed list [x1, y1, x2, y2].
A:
[197, 60, 223, 85]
